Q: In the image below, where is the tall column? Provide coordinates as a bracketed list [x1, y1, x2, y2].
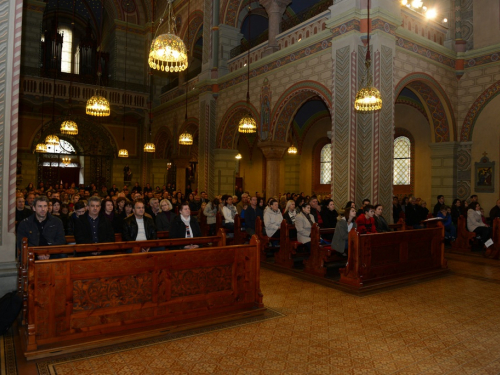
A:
[429, 142, 459, 203]
[328, 0, 398, 214]
[173, 157, 191, 196]
[259, 0, 291, 57]
[258, 141, 288, 199]
[198, 92, 217, 197]
[0, 0, 24, 295]
[212, 149, 239, 196]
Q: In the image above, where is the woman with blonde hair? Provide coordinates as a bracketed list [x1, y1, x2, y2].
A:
[156, 198, 175, 231]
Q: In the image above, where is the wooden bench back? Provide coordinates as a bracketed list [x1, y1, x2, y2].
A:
[340, 225, 446, 290]
[233, 214, 248, 245]
[19, 235, 262, 356]
[65, 230, 169, 244]
[451, 215, 476, 252]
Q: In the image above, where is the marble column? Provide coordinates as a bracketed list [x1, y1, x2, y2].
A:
[173, 157, 191, 195]
[258, 141, 289, 199]
[0, 0, 24, 295]
[259, 0, 291, 57]
[429, 142, 459, 204]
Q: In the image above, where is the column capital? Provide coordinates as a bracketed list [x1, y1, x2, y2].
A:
[259, 0, 292, 13]
[258, 140, 289, 161]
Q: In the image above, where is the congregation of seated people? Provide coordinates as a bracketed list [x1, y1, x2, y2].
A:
[15, 181, 499, 258]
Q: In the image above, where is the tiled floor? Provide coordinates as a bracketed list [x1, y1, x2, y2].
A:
[16, 254, 500, 374]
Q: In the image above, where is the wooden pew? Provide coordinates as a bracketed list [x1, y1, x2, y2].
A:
[18, 234, 263, 359]
[199, 211, 209, 237]
[339, 224, 447, 292]
[451, 215, 476, 252]
[233, 214, 249, 245]
[17, 230, 226, 313]
[255, 216, 272, 257]
[389, 217, 406, 231]
[486, 217, 500, 259]
[274, 220, 302, 268]
[303, 225, 339, 277]
[64, 230, 170, 244]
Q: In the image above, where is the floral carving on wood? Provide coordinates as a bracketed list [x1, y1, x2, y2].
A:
[171, 266, 233, 298]
[73, 273, 153, 311]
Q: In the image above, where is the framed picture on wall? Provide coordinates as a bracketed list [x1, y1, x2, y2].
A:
[474, 155, 495, 193]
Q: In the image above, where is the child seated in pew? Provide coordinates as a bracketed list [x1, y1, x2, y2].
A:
[355, 205, 377, 234]
[331, 206, 357, 257]
[437, 205, 456, 241]
[295, 203, 315, 251]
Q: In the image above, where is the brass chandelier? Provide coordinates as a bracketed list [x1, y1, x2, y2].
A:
[179, 132, 193, 145]
[354, 0, 382, 113]
[87, 0, 110, 117]
[149, 0, 188, 73]
[238, 2, 257, 134]
[287, 145, 298, 154]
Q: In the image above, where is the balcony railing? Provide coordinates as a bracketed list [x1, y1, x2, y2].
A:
[229, 0, 333, 59]
[21, 75, 148, 110]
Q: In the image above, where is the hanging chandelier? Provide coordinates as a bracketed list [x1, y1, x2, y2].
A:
[354, 0, 382, 113]
[238, 3, 256, 134]
[144, 142, 156, 152]
[149, 0, 188, 73]
[179, 132, 193, 145]
[60, 120, 78, 135]
[86, 88, 110, 116]
[288, 145, 298, 154]
[35, 143, 47, 153]
[235, 153, 242, 159]
[62, 156, 71, 165]
[118, 148, 129, 157]
[45, 134, 59, 145]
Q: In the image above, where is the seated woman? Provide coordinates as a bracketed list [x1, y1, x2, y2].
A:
[321, 199, 338, 229]
[156, 199, 175, 231]
[203, 198, 219, 236]
[436, 205, 456, 240]
[264, 199, 283, 240]
[467, 202, 493, 250]
[331, 206, 357, 256]
[373, 204, 391, 232]
[283, 200, 298, 224]
[295, 203, 315, 251]
[222, 195, 237, 231]
[169, 203, 202, 249]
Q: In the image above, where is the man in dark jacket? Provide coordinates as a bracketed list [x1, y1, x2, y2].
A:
[244, 196, 263, 236]
[74, 197, 115, 256]
[405, 197, 423, 229]
[17, 196, 66, 260]
[123, 200, 158, 252]
[15, 196, 33, 231]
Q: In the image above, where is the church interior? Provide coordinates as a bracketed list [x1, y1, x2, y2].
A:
[2, 0, 500, 373]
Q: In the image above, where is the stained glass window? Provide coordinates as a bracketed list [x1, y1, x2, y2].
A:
[394, 136, 411, 185]
[320, 144, 332, 184]
[60, 28, 73, 73]
[46, 139, 76, 154]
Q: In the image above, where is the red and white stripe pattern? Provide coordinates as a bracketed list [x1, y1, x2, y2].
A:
[8, 0, 24, 233]
[349, 51, 357, 202]
[372, 50, 381, 204]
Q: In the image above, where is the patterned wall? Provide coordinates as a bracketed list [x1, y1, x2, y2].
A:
[378, 45, 395, 214]
[199, 97, 217, 196]
[356, 45, 373, 204]
[332, 45, 351, 207]
[457, 142, 472, 200]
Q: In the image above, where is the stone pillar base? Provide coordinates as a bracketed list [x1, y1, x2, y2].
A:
[258, 141, 289, 199]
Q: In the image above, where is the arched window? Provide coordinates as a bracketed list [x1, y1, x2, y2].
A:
[320, 144, 332, 184]
[45, 139, 76, 154]
[60, 27, 73, 73]
[393, 136, 411, 185]
[312, 138, 331, 194]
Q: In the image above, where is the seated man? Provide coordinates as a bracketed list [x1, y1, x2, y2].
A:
[17, 196, 66, 260]
[405, 197, 423, 229]
[355, 204, 377, 234]
[489, 199, 500, 222]
[123, 200, 159, 252]
[74, 196, 115, 256]
[15, 196, 33, 231]
[169, 203, 202, 249]
[244, 196, 263, 236]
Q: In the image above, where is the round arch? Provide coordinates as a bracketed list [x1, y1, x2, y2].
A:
[270, 81, 332, 142]
[217, 101, 260, 149]
[460, 80, 500, 142]
[394, 73, 456, 143]
[153, 126, 174, 160]
[221, 0, 244, 28]
[180, 10, 204, 53]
